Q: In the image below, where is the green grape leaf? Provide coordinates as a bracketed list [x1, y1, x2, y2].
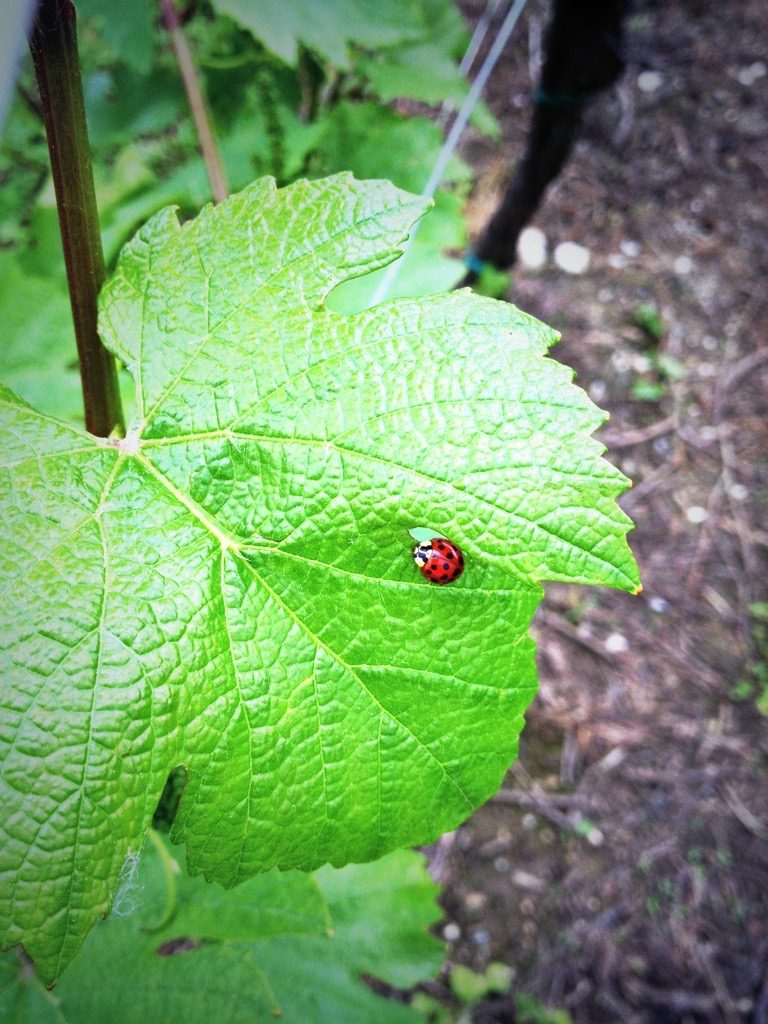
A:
[356, 0, 469, 109]
[0, 251, 83, 423]
[349, 0, 498, 137]
[328, 189, 468, 309]
[310, 104, 470, 304]
[312, 102, 469, 194]
[360, 47, 465, 107]
[83, 64, 186, 152]
[0, 208, 136, 423]
[0, 838, 443, 1023]
[210, 0, 423, 67]
[0, 174, 639, 984]
[76, 0, 157, 74]
[0, 84, 49, 246]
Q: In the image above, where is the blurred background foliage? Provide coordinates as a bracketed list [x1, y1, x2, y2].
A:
[0, 0, 500, 423]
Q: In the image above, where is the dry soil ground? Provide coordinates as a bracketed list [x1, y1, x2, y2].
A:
[430, 2, 768, 1022]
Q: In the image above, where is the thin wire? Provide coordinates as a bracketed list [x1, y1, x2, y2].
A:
[371, 0, 530, 305]
[436, 0, 506, 128]
[459, 0, 506, 76]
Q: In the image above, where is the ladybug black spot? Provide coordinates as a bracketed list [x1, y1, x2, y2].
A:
[440, 573, 450, 582]
[443, 562, 450, 570]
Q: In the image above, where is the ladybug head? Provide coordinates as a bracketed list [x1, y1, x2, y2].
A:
[412, 541, 433, 568]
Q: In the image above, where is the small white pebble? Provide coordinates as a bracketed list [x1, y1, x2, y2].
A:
[587, 827, 605, 847]
[554, 241, 590, 274]
[699, 426, 720, 442]
[511, 870, 547, 892]
[464, 891, 487, 911]
[598, 746, 627, 771]
[728, 483, 749, 501]
[517, 226, 548, 269]
[605, 632, 629, 654]
[648, 596, 670, 614]
[637, 70, 663, 93]
[471, 928, 490, 946]
[608, 253, 627, 269]
[702, 335, 718, 351]
[674, 216, 697, 237]
[493, 856, 510, 873]
[674, 255, 693, 274]
[589, 380, 607, 402]
[620, 239, 640, 257]
[630, 353, 652, 373]
[522, 813, 538, 830]
[737, 61, 767, 86]
[686, 505, 708, 524]
[442, 922, 461, 942]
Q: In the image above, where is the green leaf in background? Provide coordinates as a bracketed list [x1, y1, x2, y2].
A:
[83, 64, 186, 152]
[76, 0, 157, 75]
[0, 205, 135, 422]
[0, 174, 638, 983]
[328, 190, 468, 308]
[356, 0, 468, 108]
[312, 101, 469, 193]
[211, 0, 424, 67]
[515, 993, 574, 1024]
[311, 103, 470, 302]
[95, 94, 320, 267]
[352, 0, 499, 137]
[0, 837, 442, 1024]
[0, 87, 48, 246]
[0, 250, 82, 423]
[450, 961, 513, 1003]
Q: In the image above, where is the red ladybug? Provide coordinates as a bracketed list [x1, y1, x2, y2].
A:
[413, 537, 465, 585]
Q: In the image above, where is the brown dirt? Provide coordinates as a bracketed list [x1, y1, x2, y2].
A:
[429, 2, 768, 1022]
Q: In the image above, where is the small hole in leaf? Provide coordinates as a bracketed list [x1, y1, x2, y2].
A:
[152, 765, 188, 832]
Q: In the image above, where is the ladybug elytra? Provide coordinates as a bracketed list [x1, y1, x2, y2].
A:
[413, 537, 465, 585]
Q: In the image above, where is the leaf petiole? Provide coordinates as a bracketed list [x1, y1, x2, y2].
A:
[141, 830, 179, 934]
